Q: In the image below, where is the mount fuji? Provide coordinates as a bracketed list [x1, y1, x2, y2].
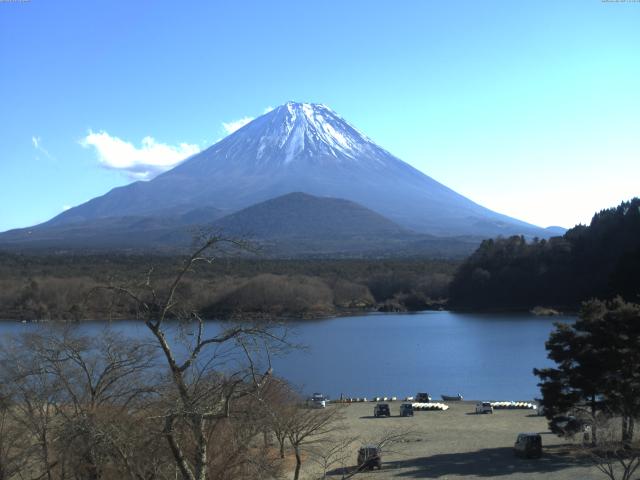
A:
[1, 102, 556, 254]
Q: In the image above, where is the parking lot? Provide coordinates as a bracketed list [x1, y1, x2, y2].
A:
[300, 400, 603, 479]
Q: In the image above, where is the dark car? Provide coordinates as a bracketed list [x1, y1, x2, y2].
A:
[514, 433, 542, 458]
[550, 415, 586, 436]
[357, 445, 382, 470]
[415, 392, 431, 402]
[373, 403, 390, 417]
[400, 403, 414, 417]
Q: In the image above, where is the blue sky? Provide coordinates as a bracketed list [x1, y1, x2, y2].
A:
[1, 0, 639, 232]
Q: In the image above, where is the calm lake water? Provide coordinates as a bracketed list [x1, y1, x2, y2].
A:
[0, 311, 572, 401]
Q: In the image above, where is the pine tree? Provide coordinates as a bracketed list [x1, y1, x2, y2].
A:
[534, 298, 640, 445]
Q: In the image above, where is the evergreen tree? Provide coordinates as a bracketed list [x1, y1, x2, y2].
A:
[534, 298, 640, 444]
[449, 198, 640, 310]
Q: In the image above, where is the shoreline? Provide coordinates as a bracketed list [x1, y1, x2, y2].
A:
[0, 304, 579, 323]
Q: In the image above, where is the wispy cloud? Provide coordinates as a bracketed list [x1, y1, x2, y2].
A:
[31, 135, 56, 161]
[220, 106, 274, 136]
[80, 130, 200, 180]
[222, 116, 254, 135]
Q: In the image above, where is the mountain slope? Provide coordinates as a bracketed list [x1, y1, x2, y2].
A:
[213, 192, 408, 239]
[0, 192, 480, 257]
[209, 192, 479, 257]
[39, 102, 549, 238]
[0, 208, 225, 250]
[210, 192, 416, 256]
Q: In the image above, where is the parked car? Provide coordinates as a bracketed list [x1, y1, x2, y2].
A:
[475, 401, 494, 414]
[373, 403, 390, 417]
[550, 415, 587, 436]
[399, 403, 414, 417]
[514, 433, 542, 458]
[357, 445, 382, 470]
[441, 393, 464, 401]
[415, 392, 432, 402]
[310, 393, 326, 408]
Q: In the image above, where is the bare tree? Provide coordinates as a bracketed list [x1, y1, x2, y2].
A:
[202, 397, 284, 480]
[286, 404, 345, 480]
[0, 235, 290, 480]
[98, 235, 288, 480]
[308, 435, 358, 480]
[0, 327, 161, 480]
[258, 378, 299, 459]
[0, 337, 60, 480]
[585, 416, 640, 480]
[0, 390, 32, 480]
[30, 328, 157, 480]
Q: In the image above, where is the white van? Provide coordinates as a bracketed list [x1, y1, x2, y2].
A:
[475, 402, 494, 414]
[310, 393, 326, 408]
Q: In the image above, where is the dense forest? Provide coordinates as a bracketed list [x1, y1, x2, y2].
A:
[449, 198, 640, 311]
[0, 254, 456, 320]
[3, 198, 638, 320]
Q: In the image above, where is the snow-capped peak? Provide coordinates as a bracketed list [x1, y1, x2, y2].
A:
[201, 102, 395, 171]
[277, 102, 371, 159]
[238, 101, 386, 165]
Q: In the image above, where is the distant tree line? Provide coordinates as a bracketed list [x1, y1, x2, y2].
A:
[0, 256, 455, 321]
[448, 198, 640, 311]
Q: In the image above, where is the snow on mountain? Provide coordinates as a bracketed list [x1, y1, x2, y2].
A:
[262, 102, 381, 163]
[197, 102, 392, 169]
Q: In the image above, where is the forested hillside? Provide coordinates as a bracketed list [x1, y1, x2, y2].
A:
[449, 198, 640, 310]
[0, 254, 455, 320]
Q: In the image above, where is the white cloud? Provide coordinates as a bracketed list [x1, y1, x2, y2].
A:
[31, 135, 56, 161]
[80, 130, 200, 180]
[62, 205, 72, 211]
[219, 106, 274, 136]
[222, 116, 254, 135]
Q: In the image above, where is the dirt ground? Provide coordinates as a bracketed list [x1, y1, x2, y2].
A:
[299, 400, 604, 480]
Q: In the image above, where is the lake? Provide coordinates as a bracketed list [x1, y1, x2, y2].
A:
[0, 311, 571, 401]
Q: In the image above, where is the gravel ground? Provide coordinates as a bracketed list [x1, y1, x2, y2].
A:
[299, 400, 604, 480]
